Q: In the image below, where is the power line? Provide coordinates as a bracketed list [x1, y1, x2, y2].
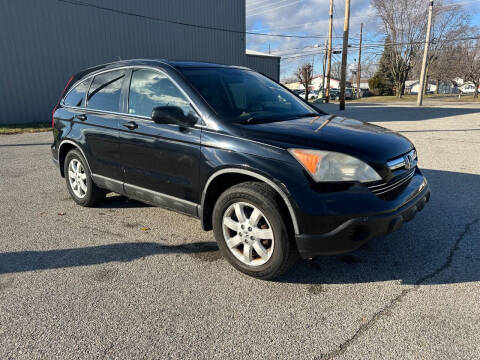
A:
[56, 0, 479, 50]
[247, 0, 294, 14]
[247, 0, 277, 11]
[57, 0, 335, 39]
[279, 35, 480, 60]
[341, 35, 480, 50]
[247, 0, 303, 17]
[247, 0, 276, 8]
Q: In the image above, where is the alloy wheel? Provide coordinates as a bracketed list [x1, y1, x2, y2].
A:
[68, 159, 87, 198]
[222, 202, 275, 266]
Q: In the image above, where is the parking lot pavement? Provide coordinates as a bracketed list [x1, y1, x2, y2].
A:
[1, 102, 479, 359]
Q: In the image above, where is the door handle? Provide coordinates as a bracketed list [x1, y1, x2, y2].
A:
[123, 121, 138, 130]
[75, 114, 87, 121]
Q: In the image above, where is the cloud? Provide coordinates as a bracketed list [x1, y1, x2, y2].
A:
[246, 0, 380, 78]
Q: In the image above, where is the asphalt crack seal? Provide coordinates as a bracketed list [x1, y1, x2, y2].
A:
[316, 218, 480, 360]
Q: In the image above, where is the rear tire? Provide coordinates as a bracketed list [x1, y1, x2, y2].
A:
[64, 149, 105, 207]
[212, 181, 298, 280]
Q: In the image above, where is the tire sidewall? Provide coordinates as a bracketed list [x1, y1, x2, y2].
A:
[64, 149, 95, 206]
[213, 187, 289, 277]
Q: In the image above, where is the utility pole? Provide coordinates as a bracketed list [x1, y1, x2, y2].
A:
[339, 0, 351, 110]
[325, 0, 334, 103]
[356, 23, 363, 99]
[322, 40, 327, 101]
[417, 0, 434, 106]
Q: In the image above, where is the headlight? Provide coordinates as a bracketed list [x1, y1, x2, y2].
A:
[288, 149, 382, 182]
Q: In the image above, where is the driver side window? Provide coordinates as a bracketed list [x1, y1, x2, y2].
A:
[128, 69, 192, 119]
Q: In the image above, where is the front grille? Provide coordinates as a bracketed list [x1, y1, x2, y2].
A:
[368, 167, 416, 199]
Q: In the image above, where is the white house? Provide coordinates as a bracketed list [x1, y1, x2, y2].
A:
[311, 75, 342, 90]
[405, 80, 437, 94]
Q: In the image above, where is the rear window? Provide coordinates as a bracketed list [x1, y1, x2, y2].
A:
[63, 79, 90, 107]
[87, 70, 126, 112]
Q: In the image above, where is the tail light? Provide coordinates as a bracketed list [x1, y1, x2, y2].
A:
[52, 75, 74, 127]
[51, 106, 57, 127]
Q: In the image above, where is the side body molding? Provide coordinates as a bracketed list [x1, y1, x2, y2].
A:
[201, 168, 300, 234]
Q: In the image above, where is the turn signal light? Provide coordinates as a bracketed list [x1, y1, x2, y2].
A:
[290, 149, 322, 174]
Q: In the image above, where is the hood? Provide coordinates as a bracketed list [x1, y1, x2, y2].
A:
[235, 115, 413, 163]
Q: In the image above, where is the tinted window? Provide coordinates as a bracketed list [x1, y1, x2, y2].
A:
[128, 69, 192, 119]
[63, 79, 90, 107]
[181, 68, 318, 123]
[87, 70, 125, 112]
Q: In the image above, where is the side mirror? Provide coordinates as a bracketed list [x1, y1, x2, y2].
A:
[151, 106, 197, 127]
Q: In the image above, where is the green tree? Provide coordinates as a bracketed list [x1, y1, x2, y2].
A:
[369, 38, 394, 96]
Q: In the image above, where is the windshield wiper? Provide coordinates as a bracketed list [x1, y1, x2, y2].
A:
[241, 116, 270, 124]
[315, 114, 336, 132]
[297, 113, 321, 117]
[241, 112, 323, 124]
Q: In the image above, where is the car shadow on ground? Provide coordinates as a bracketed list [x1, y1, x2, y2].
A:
[0, 241, 218, 274]
[316, 103, 480, 122]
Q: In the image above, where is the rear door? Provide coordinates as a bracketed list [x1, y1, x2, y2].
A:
[82, 69, 126, 187]
[117, 68, 202, 215]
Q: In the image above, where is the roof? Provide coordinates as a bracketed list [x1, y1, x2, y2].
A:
[76, 58, 249, 78]
[246, 49, 280, 59]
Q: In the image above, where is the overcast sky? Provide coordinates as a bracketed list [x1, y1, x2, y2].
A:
[245, 0, 480, 79]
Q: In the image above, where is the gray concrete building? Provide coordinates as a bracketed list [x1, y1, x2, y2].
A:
[0, 0, 279, 124]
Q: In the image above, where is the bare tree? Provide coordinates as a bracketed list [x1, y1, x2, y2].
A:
[373, 0, 428, 97]
[281, 76, 297, 84]
[461, 40, 480, 98]
[296, 63, 313, 101]
[361, 61, 379, 80]
[331, 61, 342, 80]
[415, 2, 471, 93]
[426, 43, 465, 93]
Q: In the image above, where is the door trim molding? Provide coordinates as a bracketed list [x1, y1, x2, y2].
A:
[91, 174, 199, 217]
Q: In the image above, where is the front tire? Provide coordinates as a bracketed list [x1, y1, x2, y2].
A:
[64, 149, 105, 207]
[212, 182, 298, 280]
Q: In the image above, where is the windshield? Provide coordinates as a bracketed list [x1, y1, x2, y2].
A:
[180, 67, 320, 123]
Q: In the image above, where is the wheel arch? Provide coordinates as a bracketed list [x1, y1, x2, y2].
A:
[200, 168, 300, 235]
[58, 140, 92, 177]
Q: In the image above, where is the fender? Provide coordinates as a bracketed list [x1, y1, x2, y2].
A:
[201, 168, 300, 234]
[58, 139, 92, 174]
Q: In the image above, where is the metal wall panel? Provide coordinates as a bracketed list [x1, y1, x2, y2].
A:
[246, 54, 281, 82]
[0, 0, 249, 124]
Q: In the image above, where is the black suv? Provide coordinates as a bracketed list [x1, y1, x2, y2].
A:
[52, 59, 430, 279]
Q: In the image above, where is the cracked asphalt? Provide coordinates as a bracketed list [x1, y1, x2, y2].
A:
[1, 102, 480, 359]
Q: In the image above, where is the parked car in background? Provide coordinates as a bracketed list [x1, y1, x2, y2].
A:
[459, 83, 478, 94]
[51, 59, 430, 280]
[328, 88, 340, 100]
[292, 89, 303, 97]
[299, 91, 318, 100]
[345, 88, 354, 100]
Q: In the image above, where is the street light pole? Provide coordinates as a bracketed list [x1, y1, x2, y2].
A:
[339, 0, 351, 111]
[356, 23, 363, 99]
[322, 40, 327, 101]
[325, 0, 334, 103]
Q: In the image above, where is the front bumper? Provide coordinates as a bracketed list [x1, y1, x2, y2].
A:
[295, 180, 430, 258]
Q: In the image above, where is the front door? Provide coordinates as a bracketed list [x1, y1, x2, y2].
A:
[117, 68, 201, 216]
